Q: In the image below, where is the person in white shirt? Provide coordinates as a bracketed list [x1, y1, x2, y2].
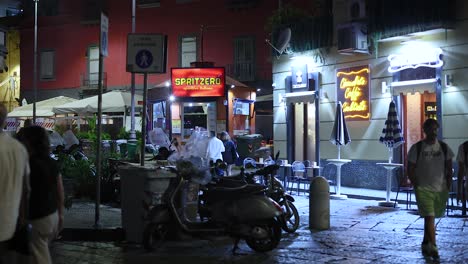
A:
[407, 118, 454, 261]
[0, 103, 30, 262]
[205, 131, 225, 163]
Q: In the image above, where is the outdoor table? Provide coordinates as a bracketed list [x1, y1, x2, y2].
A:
[327, 159, 351, 200]
[376, 163, 403, 207]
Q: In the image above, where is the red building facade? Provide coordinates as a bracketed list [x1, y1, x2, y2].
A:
[18, 0, 288, 138]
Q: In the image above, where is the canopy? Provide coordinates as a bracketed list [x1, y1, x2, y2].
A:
[8, 96, 77, 117]
[53, 91, 143, 115]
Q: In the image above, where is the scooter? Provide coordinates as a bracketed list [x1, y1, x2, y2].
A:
[142, 159, 283, 253]
[261, 165, 300, 233]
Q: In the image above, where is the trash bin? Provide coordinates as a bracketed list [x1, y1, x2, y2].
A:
[127, 143, 137, 160]
[235, 134, 263, 159]
[119, 164, 176, 243]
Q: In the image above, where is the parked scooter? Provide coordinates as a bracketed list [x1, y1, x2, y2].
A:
[261, 165, 300, 233]
[142, 159, 283, 253]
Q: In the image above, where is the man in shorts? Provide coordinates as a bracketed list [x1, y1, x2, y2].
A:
[408, 118, 454, 260]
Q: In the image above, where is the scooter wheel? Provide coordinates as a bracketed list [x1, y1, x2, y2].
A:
[280, 200, 300, 233]
[245, 219, 282, 252]
[143, 223, 167, 252]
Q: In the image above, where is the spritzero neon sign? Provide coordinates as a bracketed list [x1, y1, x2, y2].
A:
[171, 67, 225, 97]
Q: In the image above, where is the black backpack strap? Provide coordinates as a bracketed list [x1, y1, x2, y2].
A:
[439, 140, 448, 159]
[415, 141, 423, 162]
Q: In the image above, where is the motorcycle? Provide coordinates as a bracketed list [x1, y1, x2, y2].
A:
[142, 159, 283, 253]
[261, 165, 300, 233]
[199, 161, 299, 233]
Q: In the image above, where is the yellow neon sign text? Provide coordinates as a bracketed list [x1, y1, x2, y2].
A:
[336, 67, 370, 119]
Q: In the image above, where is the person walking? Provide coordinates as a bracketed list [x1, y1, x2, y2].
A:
[205, 131, 225, 163]
[0, 103, 31, 263]
[407, 118, 454, 261]
[17, 126, 65, 264]
[220, 131, 238, 176]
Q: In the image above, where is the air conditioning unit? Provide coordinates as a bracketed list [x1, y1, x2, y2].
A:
[337, 22, 368, 54]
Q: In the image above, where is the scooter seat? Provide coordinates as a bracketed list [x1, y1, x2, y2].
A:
[207, 182, 265, 195]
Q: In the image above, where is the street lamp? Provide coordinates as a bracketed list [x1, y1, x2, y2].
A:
[32, 0, 38, 124]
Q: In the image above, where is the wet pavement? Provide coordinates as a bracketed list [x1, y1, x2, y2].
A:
[51, 193, 468, 264]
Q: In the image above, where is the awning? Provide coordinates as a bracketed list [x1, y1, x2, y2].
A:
[283, 91, 316, 104]
[390, 78, 437, 95]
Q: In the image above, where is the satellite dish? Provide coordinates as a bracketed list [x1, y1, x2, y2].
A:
[265, 28, 291, 57]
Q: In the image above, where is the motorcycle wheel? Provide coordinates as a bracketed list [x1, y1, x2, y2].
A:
[143, 223, 168, 252]
[280, 200, 300, 233]
[245, 219, 282, 252]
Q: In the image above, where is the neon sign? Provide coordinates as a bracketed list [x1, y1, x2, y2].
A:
[336, 66, 370, 120]
[171, 67, 225, 97]
[387, 48, 443, 73]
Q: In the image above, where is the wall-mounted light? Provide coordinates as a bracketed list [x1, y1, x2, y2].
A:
[445, 74, 453, 87]
[381, 81, 390, 94]
[230, 84, 235, 89]
[169, 95, 175, 102]
[165, 81, 170, 87]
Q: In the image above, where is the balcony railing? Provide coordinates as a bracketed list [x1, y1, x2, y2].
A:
[226, 63, 255, 82]
[81, 72, 107, 89]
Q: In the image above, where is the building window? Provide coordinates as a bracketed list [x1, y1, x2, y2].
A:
[179, 36, 197, 67]
[233, 36, 255, 81]
[137, 0, 161, 8]
[88, 46, 99, 86]
[40, 50, 55, 80]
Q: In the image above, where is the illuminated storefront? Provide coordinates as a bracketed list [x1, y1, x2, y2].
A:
[148, 66, 256, 142]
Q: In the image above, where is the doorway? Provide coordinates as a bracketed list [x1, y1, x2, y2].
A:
[402, 91, 436, 162]
[291, 102, 315, 162]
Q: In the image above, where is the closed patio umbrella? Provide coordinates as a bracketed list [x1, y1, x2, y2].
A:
[329, 101, 351, 159]
[379, 101, 404, 163]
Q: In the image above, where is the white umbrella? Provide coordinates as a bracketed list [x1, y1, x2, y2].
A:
[329, 101, 351, 159]
[53, 90, 143, 115]
[8, 96, 76, 117]
[379, 101, 404, 163]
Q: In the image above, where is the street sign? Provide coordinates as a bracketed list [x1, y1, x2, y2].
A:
[100, 13, 108, 57]
[126, 34, 167, 73]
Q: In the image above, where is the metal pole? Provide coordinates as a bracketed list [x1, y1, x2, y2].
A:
[32, 0, 38, 124]
[94, 50, 103, 229]
[141, 73, 147, 166]
[129, 0, 137, 142]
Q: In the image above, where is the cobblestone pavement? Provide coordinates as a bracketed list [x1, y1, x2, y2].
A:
[51, 195, 468, 264]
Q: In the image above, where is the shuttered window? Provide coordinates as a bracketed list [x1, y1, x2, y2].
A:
[40, 50, 55, 80]
[233, 36, 255, 81]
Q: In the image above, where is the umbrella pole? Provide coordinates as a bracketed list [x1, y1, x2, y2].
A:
[388, 148, 393, 163]
[337, 145, 341, 160]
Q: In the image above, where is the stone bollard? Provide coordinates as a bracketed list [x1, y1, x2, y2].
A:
[309, 176, 330, 230]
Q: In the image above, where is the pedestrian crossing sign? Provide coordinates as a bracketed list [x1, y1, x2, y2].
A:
[126, 34, 167, 73]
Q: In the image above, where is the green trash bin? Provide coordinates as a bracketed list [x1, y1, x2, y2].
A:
[127, 143, 137, 160]
[119, 143, 127, 158]
[235, 134, 263, 159]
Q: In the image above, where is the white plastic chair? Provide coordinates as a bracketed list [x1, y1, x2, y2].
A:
[289, 161, 306, 195]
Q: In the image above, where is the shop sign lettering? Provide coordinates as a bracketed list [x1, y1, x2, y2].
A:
[336, 65, 370, 121]
[387, 48, 443, 73]
[171, 67, 225, 97]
